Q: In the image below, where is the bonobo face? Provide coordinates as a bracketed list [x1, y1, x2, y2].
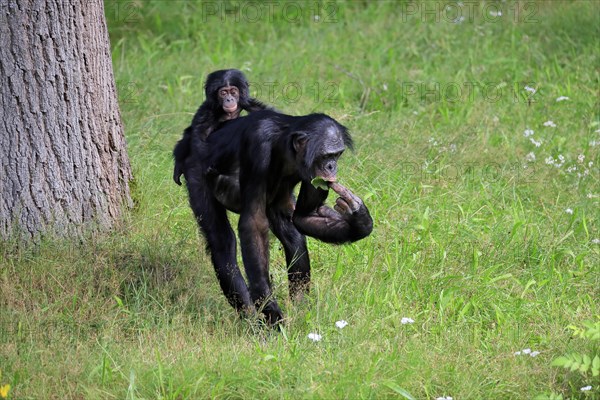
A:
[312, 126, 345, 182]
[218, 85, 240, 114]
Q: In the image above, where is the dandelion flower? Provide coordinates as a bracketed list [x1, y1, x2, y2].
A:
[0, 384, 9, 399]
[307, 333, 322, 342]
[556, 96, 569, 102]
[335, 320, 349, 329]
[543, 120, 557, 127]
[565, 208, 573, 215]
[581, 385, 592, 392]
[401, 317, 415, 325]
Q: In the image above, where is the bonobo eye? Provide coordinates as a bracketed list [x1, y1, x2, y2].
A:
[317, 151, 342, 166]
[219, 90, 228, 97]
[327, 151, 343, 161]
[230, 87, 239, 96]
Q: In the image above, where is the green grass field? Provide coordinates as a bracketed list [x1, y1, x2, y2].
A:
[1, 1, 599, 398]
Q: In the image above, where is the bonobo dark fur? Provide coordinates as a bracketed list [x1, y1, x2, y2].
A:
[177, 109, 373, 325]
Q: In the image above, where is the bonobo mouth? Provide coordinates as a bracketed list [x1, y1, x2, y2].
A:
[223, 104, 238, 113]
[311, 176, 337, 190]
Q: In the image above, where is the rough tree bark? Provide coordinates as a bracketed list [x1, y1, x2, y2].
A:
[0, 0, 132, 239]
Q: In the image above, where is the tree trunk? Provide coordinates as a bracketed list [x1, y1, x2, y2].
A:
[0, 0, 132, 240]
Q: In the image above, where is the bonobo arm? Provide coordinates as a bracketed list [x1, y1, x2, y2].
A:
[292, 181, 373, 244]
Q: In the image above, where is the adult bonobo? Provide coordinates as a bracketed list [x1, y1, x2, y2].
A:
[180, 109, 373, 325]
[173, 69, 268, 185]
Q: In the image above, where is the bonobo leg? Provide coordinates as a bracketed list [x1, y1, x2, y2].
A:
[185, 167, 254, 315]
[238, 207, 283, 325]
[267, 194, 311, 302]
[205, 167, 242, 213]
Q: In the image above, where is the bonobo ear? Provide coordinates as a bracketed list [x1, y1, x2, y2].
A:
[292, 132, 308, 153]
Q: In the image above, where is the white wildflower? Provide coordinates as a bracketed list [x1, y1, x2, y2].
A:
[436, 397, 453, 400]
[489, 10, 502, 17]
[523, 129, 535, 137]
[543, 120, 557, 127]
[530, 138, 542, 147]
[592, 238, 600, 244]
[596, 129, 600, 133]
[547, 155, 565, 168]
[567, 166, 577, 173]
[401, 317, 415, 325]
[556, 96, 569, 102]
[565, 208, 573, 215]
[307, 333, 322, 342]
[335, 320, 348, 329]
[525, 152, 536, 162]
[524, 85, 536, 94]
[581, 385, 592, 392]
[515, 348, 542, 357]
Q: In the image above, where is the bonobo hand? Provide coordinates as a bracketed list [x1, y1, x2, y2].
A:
[317, 182, 365, 218]
[312, 181, 373, 242]
[330, 182, 364, 214]
[173, 165, 183, 186]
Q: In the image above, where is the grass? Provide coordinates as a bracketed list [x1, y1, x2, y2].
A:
[1, 0, 599, 398]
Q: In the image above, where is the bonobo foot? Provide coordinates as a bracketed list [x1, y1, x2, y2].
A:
[261, 301, 284, 327]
